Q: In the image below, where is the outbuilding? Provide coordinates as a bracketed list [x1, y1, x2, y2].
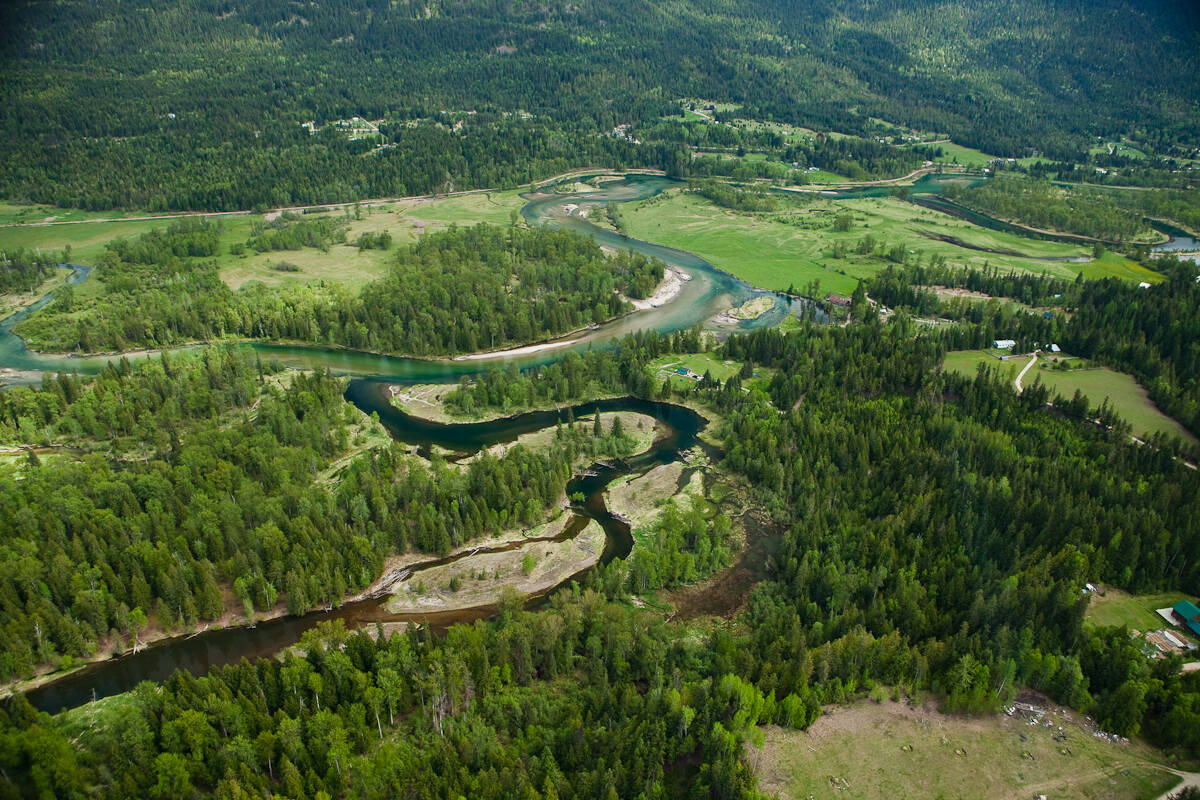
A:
[1171, 601, 1200, 637]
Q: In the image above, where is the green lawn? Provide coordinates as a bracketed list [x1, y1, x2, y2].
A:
[941, 350, 1027, 384]
[943, 351, 1195, 444]
[622, 192, 1148, 299]
[1086, 589, 1200, 641]
[648, 353, 773, 391]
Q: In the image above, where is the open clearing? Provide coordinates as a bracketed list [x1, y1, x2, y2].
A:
[0, 189, 528, 294]
[621, 192, 1154, 299]
[648, 353, 774, 392]
[1086, 589, 1200, 641]
[942, 351, 1193, 443]
[1028, 362, 1197, 443]
[941, 349, 1026, 383]
[754, 698, 1180, 800]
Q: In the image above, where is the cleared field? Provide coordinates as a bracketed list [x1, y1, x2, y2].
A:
[755, 698, 1180, 800]
[0, 217, 170, 265]
[0, 190, 528, 295]
[942, 350, 1027, 383]
[903, 140, 1001, 168]
[1029, 361, 1196, 443]
[942, 351, 1193, 443]
[622, 192, 1151, 299]
[648, 353, 773, 391]
[1086, 589, 1200, 641]
[0, 203, 184, 226]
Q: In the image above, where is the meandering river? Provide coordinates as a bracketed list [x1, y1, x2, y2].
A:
[9, 171, 1192, 711]
[10, 175, 763, 713]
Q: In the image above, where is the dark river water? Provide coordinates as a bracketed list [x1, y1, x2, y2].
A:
[9, 170, 1189, 712]
[25, 390, 707, 713]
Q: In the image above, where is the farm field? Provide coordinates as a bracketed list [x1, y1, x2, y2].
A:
[941, 350, 1027, 383]
[622, 192, 1150, 298]
[755, 698, 1181, 800]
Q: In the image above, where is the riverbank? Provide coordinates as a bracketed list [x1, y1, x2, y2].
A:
[384, 517, 605, 614]
[451, 337, 580, 362]
[713, 295, 774, 325]
[628, 267, 688, 310]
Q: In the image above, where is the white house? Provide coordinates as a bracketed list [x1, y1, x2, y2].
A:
[993, 339, 1016, 350]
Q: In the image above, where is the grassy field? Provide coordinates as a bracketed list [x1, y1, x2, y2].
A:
[755, 698, 1180, 800]
[622, 192, 1151, 298]
[941, 350, 1027, 383]
[0, 203, 185, 226]
[648, 353, 774, 391]
[0, 217, 172, 265]
[920, 141, 997, 167]
[1029, 361, 1196, 443]
[942, 351, 1194, 442]
[0, 189, 528, 295]
[1086, 589, 1200, 639]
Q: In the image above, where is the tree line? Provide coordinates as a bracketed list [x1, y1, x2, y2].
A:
[866, 257, 1200, 441]
[15, 222, 665, 356]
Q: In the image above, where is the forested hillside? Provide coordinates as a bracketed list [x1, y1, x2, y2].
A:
[1, 0, 1197, 209]
[14, 222, 661, 355]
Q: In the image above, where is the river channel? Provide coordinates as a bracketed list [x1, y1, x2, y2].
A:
[9, 171, 1192, 712]
[14, 174, 758, 713]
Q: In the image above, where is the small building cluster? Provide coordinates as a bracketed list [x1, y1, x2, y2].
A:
[1159, 600, 1200, 638]
[826, 293, 852, 308]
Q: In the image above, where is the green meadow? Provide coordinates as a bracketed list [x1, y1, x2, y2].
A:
[1028, 361, 1197, 443]
[1086, 589, 1200, 639]
[621, 191, 1157, 298]
[943, 351, 1195, 443]
[0, 190, 529, 294]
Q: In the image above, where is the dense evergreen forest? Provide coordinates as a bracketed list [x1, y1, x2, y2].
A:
[14, 222, 663, 355]
[2, 0, 1197, 210]
[947, 176, 1158, 242]
[3, 0, 1200, 795]
[4, 311, 1200, 797]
